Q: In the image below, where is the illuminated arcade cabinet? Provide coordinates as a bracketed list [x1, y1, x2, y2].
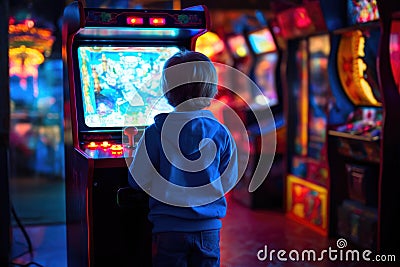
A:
[62, 1, 209, 266]
[230, 25, 286, 209]
[321, 0, 382, 250]
[321, 0, 400, 253]
[275, 0, 331, 235]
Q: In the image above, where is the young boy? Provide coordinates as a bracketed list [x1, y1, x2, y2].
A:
[128, 50, 238, 267]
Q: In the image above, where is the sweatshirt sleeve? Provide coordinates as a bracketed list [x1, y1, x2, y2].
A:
[128, 127, 160, 192]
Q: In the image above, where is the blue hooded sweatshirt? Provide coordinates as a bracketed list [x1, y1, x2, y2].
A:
[128, 109, 238, 233]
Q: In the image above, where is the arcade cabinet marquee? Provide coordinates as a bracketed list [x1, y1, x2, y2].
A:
[62, 1, 209, 266]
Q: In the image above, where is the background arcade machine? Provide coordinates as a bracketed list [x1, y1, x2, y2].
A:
[376, 0, 400, 254]
[195, 29, 277, 209]
[275, 0, 332, 235]
[230, 24, 286, 209]
[320, 0, 384, 251]
[62, 1, 209, 266]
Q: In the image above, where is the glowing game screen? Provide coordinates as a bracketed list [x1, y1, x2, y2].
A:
[253, 53, 279, 107]
[77, 46, 181, 128]
[248, 28, 277, 55]
[347, 0, 380, 25]
[226, 35, 249, 59]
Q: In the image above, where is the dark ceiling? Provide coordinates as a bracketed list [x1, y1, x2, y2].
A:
[8, 0, 303, 58]
[9, 0, 303, 22]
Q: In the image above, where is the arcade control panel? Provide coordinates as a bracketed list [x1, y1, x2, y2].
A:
[328, 109, 381, 163]
[329, 109, 382, 140]
[79, 126, 140, 160]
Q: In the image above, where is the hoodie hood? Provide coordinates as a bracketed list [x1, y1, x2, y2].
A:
[153, 110, 220, 156]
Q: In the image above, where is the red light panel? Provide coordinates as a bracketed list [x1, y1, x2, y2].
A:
[149, 17, 166, 26]
[294, 7, 312, 29]
[126, 17, 144, 25]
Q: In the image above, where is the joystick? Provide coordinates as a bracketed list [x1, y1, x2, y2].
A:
[123, 126, 138, 149]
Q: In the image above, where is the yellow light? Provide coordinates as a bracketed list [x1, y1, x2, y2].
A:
[195, 32, 225, 58]
[149, 17, 166, 26]
[101, 141, 111, 148]
[9, 21, 55, 57]
[9, 45, 44, 64]
[236, 47, 247, 58]
[87, 142, 98, 149]
[337, 30, 381, 107]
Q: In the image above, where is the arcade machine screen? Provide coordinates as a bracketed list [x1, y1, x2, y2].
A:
[347, 0, 379, 25]
[76, 46, 178, 129]
[247, 28, 276, 54]
[247, 28, 279, 109]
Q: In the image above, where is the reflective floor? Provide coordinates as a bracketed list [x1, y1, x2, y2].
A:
[10, 193, 399, 267]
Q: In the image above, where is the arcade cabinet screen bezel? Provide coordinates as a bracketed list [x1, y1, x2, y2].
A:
[247, 28, 277, 55]
[73, 43, 183, 131]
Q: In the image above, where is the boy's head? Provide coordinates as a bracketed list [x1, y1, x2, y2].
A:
[161, 50, 218, 111]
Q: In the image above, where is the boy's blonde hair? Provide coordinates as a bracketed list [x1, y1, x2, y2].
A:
[161, 50, 218, 110]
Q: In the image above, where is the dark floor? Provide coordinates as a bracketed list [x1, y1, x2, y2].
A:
[9, 192, 399, 267]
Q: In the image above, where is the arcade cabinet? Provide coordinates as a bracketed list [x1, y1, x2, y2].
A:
[62, 1, 209, 266]
[231, 25, 286, 209]
[321, 0, 381, 250]
[195, 26, 282, 210]
[276, 1, 332, 235]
